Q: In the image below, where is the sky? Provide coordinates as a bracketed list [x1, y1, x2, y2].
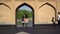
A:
[19, 5, 32, 11]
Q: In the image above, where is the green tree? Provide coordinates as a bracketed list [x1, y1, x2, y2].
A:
[17, 10, 33, 19]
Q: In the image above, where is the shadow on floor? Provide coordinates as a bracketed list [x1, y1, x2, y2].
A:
[0, 25, 60, 34]
[0, 27, 34, 34]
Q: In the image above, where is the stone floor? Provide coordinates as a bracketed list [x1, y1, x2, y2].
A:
[0, 25, 60, 34]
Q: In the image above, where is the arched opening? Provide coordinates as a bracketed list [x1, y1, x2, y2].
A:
[38, 3, 56, 24]
[16, 3, 34, 27]
[0, 3, 11, 9]
[0, 3, 11, 25]
[39, 3, 56, 21]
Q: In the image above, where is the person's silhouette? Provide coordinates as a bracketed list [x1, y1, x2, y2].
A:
[57, 12, 60, 28]
[24, 13, 29, 27]
[51, 17, 56, 27]
[21, 15, 25, 27]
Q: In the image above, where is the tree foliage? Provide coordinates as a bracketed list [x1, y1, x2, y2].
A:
[16, 10, 33, 19]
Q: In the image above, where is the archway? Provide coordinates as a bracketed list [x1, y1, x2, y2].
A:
[0, 3, 11, 9]
[16, 3, 34, 27]
[0, 3, 11, 25]
[39, 3, 56, 21]
[38, 3, 56, 24]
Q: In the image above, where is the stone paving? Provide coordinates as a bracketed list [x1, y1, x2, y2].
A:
[0, 25, 60, 34]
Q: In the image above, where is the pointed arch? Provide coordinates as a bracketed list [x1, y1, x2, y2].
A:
[39, 3, 57, 21]
[16, 3, 34, 12]
[16, 3, 34, 26]
[0, 3, 11, 9]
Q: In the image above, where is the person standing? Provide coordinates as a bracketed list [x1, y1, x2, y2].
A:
[51, 17, 56, 27]
[57, 12, 60, 28]
[21, 15, 25, 27]
[52, 17, 55, 25]
[24, 14, 29, 27]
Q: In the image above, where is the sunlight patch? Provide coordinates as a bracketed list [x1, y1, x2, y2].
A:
[16, 31, 30, 34]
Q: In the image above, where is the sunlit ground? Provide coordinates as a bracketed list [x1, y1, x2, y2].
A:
[15, 32, 30, 34]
